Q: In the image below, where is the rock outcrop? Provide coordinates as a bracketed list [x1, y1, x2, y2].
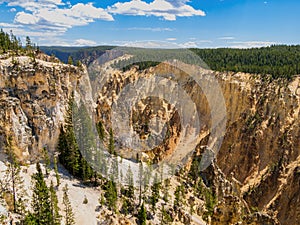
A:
[0, 54, 85, 161]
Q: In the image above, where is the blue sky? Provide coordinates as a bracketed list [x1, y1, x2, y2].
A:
[0, 0, 299, 48]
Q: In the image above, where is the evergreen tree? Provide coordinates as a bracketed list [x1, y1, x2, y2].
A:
[23, 213, 38, 225]
[58, 96, 95, 181]
[174, 185, 185, 208]
[138, 162, 143, 206]
[96, 121, 105, 141]
[161, 204, 172, 224]
[42, 147, 50, 176]
[0, 30, 22, 54]
[63, 184, 75, 225]
[73, 102, 95, 181]
[31, 163, 52, 224]
[110, 156, 119, 183]
[137, 203, 147, 225]
[121, 197, 130, 215]
[53, 156, 60, 187]
[108, 128, 115, 155]
[67, 56, 73, 65]
[25, 36, 32, 51]
[125, 165, 134, 198]
[4, 136, 27, 214]
[150, 173, 160, 213]
[162, 179, 170, 203]
[58, 97, 80, 177]
[104, 180, 118, 213]
[49, 181, 61, 225]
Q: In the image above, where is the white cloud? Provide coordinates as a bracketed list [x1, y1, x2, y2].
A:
[229, 41, 277, 48]
[115, 40, 202, 49]
[198, 40, 213, 43]
[115, 40, 182, 48]
[108, 0, 205, 21]
[74, 39, 97, 46]
[2, 27, 60, 38]
[1, 0, 113, 38]
[219, 36, 235, 40]
[0, 22, 21, 28]
[179, 41, 198, 48]
[0, 0, 206, 45]
[15, 12, 39, 25]
[14, 2, 113, 28]
[166, 38, 177, 41]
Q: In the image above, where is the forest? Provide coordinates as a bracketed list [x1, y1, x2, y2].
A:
[191, 45, 300, 80]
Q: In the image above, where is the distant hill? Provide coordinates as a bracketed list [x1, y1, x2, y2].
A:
[41, 45, 300, 80]
[40, 46, 116, 66]
[191, 45, 300, 80]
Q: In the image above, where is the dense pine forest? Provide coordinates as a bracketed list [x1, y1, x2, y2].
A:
[191, 45, 300, 80]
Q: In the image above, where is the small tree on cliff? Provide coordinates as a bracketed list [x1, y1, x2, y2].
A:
[49, 181, 61, 225]
[137, 203, 147, 225]
[31, 163, 52, 224]
[3, 136, 27, 214]
[63, 184, 75, 225]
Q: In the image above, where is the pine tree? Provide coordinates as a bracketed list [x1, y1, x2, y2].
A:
[161, 204, 172, 224]
[96, 121, 105, 141]
[137, 203, 147, 225]
[150, 173, 160, 213]
[138, 162, 143, 206]
[23, 213, 38, 225]
[4, 136, 27, 214]
[67, 56, 73, 65]
[53, 157, 60, 187]
[104, 180, 118, 213]
[25, 36, 32, 51]
[49, 181, 61, 225]
[174, 186, 180, 209]
[31, 163, 52, 224]
[42, 147, 50, 176]
[63, 184, 75, 225]
[162, 179, 170, 203]
[74, 102, 95, 181]
[110, 156, 119, 183]
[58, 96, 80, 177]
[108, 128, 115, 155]
[125, 165, 134, 198]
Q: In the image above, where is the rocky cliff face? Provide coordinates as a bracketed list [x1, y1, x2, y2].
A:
[217, 74, 300, 225]
[0, 54, 86, 161]
[1, 52, 299, 224]
[90, 59, 300, 224]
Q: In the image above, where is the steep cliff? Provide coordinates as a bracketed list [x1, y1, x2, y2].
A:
[91, 58, 300, 224]
[0, 54, 86, 161]
[1, 51, 299, 224]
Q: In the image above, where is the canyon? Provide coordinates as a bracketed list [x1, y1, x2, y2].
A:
[0, 51, 299, 224]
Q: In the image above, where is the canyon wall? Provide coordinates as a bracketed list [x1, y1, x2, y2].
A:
[0, 53, 299, 224]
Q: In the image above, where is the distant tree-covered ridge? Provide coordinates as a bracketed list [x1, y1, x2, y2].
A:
[114, 45, 300, 80]
[41, 45, 300, 80]
[40, 46, 115, 66]
[191, 45, 300, 80]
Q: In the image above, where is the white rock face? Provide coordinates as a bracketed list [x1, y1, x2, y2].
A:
[0, 55, 85, 160]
